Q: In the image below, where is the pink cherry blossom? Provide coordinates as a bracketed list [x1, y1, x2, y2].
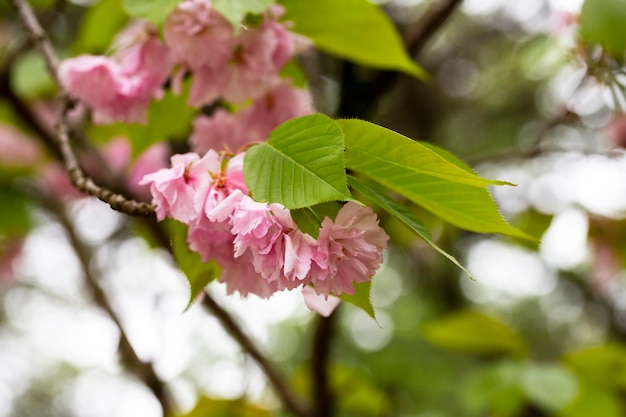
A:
[282, 229, 317, 284]
[242, 83, 313, 140]
[128, 142, 169, 201]
[302, 286, 341, 317]
[59, 25, 170, 124]
[164, 0, 234, 71]
[0, 125, 41, 167]
[218, 250, 280, 298]
[187, 65, 231, 107]
[190, 84, 313, 153]
[140, 151, 218, 222]
[190, 110, 249, 154]
[309, 202, 389, 297]
[115, 24, 171, 99]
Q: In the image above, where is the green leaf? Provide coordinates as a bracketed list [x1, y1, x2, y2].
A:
[348, 175, 472, 279]
[279, 0, 426, 78]
[339, 119, 509, 188]
[560, 383, 621, 417]
[244, 113, 353, 209]
[341, 281, 375, 319]
[179, 397, 271, 417]
[462, 361, 526, 417]
[11, 51, 55, 99]
[0, 186, 31, 236]
[73, 0, 129, 54]
[291, 201, 342, 238]
[166, 220, 221, 310]
[422, 310, 529, 357]
[520, 363, 579, 412]
[122, 0, 180, 25]
[338, 119, 534, 241]
[564, 344, 626, 390]
[212, 0, 274, 31]
[580, 0, 626, 59]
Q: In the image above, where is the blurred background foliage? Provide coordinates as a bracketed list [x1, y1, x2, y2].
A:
[2, 0, 626, 416]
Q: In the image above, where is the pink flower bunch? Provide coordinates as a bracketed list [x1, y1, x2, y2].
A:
[190, 81, 313, 153]
[59, 23, 170, 124]
[140, 152, 389, 301]
[59, 1, 310, 128]
[165, 1, 309, 107]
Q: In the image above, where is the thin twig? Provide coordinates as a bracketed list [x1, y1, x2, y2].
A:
[10, 0, 156, 217]
[201, 292, 311, 417]
[50, 199, 174, 416]
[311, 312, 337, 417]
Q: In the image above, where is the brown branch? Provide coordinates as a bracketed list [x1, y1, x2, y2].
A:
[201, 292, 311, 417]
[403, 0, 464, 59]
[50, 199, 174, 416]
[10, 0, 156, 218]
[311, 312, 337, 417]
[56, 99, 157, 216]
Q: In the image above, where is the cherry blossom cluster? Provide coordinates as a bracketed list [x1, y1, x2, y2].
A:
[140, 151, 389, 301]
[57, 0, 390, 309]
[58, 0, 313, 152]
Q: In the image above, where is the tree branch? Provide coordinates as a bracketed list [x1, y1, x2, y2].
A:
[403, 0, 464, 59]
[49, 199, 174, 416]
[10, 0, 156, 218]
[201, 292, 311, 417]
[311, 312, 337, 417]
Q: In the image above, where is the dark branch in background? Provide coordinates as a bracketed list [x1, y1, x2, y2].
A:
[10, 0, 156, 217]
[49, 199, 174, 417]
[202, 293, 312, 417]
[311, 313, 337, 417]
[402, 0, 464, 59]
[338, 0, 464, 118]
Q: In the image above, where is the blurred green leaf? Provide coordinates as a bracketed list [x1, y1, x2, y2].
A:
[422, 310, 529, 357]
[0, 186, 31, 236]
[212, 0, 274, 31]
[560, 382, 621, 417]
[564, 344, 626, 390]
[463, 361, 526, 417]
[338, 119, 533, 241]
[279, 60, 308, 88]
[580, 0, 626, 59]
[73, 0, 129, 54]
[178, 396, 271, 417]
[341, 281, 375, 319]
[333, 366, 391, 415]
[279, 0, 426, 78]
[348, 175, 472, 279]
[520, 363, 579, 412]
[166, 220, 221, 310]
[244, 114, 353, 209]
[122, 0, 180, 25]
[11, 51, 55, 99]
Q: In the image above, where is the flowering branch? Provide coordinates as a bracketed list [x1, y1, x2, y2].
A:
[201, 292, 312, 417]
[10, 0, 157, 217]
[49, 199, 174, 416]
